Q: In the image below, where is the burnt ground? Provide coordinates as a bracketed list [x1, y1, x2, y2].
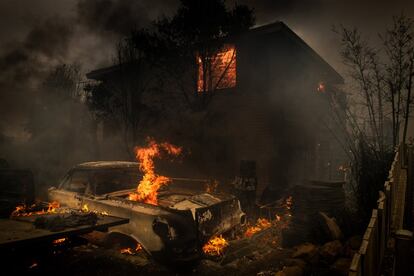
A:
[1, 223, 355, 276]
[2, 241, 293, 276]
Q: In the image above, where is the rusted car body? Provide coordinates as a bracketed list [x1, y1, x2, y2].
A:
[48, 161, 245, 261]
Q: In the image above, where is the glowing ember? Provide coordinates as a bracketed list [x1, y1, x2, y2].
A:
[128, 138, 182, 205]
[120, 244, 142, 255]
[53, 238, 67, 244]
[245, 218, 272, 237]
[275, 214, 282, 222]
[120, 248, 134, 255]
[285, 196, 293, 210]
[202, 235, 228, 256]
[11, 201, 61, 217]
[82, 204, 89, 212]
[317, 82, 326, 93]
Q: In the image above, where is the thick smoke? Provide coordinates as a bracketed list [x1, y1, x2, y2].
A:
[0, 0, 413, 196]
[76, 0, 178, 36]
[0, 17, 74, 133]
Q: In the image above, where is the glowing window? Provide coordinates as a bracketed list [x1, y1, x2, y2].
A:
[197, 45, 236, 92]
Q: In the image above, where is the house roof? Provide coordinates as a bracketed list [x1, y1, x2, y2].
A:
[241, 21, 343, 84]
[86, 21, 343, 84]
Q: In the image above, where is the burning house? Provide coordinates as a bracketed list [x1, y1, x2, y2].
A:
[86, 21, 346, 198]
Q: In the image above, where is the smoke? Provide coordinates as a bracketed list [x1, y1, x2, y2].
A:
[0, 0, 413, 195]
[0, 17, 74, 133]
[77, 0, 177, 36]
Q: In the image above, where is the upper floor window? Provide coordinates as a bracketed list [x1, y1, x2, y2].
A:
[197, 44, 237, 93]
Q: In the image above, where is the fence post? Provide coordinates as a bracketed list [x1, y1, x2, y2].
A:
[395, 229, 413, 276]
[404, 145, 413, 229]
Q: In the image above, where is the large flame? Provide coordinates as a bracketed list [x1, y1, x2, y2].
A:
[128, 138, 182, 205]
[202, 235, 229, 256]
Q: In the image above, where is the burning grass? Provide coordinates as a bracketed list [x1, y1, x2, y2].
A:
[202, 235, 229, 256]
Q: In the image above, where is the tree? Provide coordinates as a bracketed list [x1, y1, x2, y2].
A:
[330, 15, 414, 221]
[85, 0, 255, 153]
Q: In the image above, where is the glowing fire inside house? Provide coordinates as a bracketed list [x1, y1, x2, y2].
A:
[202, 235, 229, 256]
[197, 44, 237, 92]
[128, 138, 182, 205]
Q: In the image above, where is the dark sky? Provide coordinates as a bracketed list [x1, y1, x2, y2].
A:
[0, 0, 413, 137]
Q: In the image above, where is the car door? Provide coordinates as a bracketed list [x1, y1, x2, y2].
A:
[49, 170, 90, 209]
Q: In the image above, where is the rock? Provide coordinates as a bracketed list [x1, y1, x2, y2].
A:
[292, 243, 318, 260]
[343, 235, 362, 257]
[330, 258, 351, 276]
[348, 235, 362, 250]
[197, 259, 223, 275]
[319, 240, 343, 262]
[282, 258, 307, 269]
[319, 212, 343, 240]
[275, 266, 304, 276]
[257, 271, 276, 276]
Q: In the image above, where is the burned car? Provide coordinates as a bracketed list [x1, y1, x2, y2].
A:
[48, 161, 245, 261]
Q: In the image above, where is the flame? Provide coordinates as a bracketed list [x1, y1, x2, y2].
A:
[128, 138, 182, 205]
[53, 238, 67, 244]
[245, 218, 272, 237]
[11, 201, 61, 217]
[120, 243, 142, 255]
[202, 235, 228, 256]
[120, 248, 134, 255]
[82, 204, 89, 212]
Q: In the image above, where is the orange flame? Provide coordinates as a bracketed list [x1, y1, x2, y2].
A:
[128, 138, 182, 205]
[120, 244, 142, 255]
[11, 201, 61, 217]
[53, 238, 67, 244]
[202, 235, 228, 256]
[245, 218, 272, 237]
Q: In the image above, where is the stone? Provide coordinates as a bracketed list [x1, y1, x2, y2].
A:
[319, 212, 343, 240]
[319, 240, 343, 262]
[275, 266, 304, 276]
[347, 235, 362, 250]
[292, 243, 318, 260]
[330, 258, 351, 276]
[282, 258, 307, 269]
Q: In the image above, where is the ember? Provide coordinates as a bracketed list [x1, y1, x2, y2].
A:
[52, 237, 67, 244]
[202, 235, 229, 256]
[120, 244, 142, 255]
[317, 81, 326, 93]
[82, 204, 89, 212]
[128, 138, 182, 205]
[11, 201, 61, 217]
[245, 218, 272, 237]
